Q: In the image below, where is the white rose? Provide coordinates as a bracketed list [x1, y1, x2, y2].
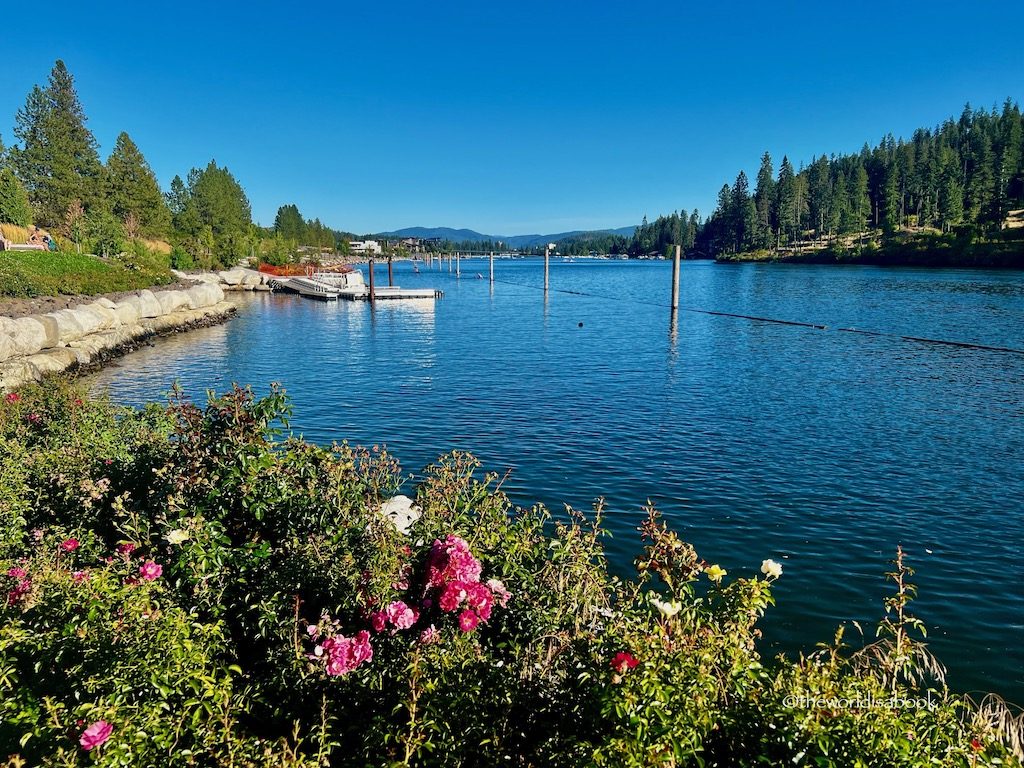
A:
[760, 559, 783, 579]
[165, 529, 190, 545]
[650, 596, 682, 618]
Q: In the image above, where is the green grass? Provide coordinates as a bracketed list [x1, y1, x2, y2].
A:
[0, 248, 175, 298]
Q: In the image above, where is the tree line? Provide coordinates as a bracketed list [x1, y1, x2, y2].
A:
[0, 60, 357, 270]
[693, 100, 1024, 257]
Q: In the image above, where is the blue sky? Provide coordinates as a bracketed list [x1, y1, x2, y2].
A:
[1, 1, 1022, 235]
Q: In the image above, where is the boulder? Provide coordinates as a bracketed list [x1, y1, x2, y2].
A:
[111, 301, 140, 326]
[0, 333, 15, 364]
[0, 317, 48, 360]
[219, 269, 246, 286]
[29, 315, 60, 349]
[122, 290, 163, 319]
[186, 282, 223, 309]
[47, 310, 88, 343]
[0, 360, 37, 390]
[83, 302, 119, 330]
[241, 270, 263, 287]
[25, 348, 79, 376]
[156, 290, 192, 315]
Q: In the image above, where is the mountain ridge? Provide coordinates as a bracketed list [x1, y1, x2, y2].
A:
[373, 225, 637, 248]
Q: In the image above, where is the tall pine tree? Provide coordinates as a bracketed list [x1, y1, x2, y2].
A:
[11, 60, 105, 229]
[106, 132, 170, 238]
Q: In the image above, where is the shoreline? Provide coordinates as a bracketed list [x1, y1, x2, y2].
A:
[0, 269, 281, 392]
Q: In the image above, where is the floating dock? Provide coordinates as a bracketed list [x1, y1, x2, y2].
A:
[267, 271, 442, 302]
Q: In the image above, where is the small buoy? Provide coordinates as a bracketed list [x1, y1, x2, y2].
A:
[578, 322, 584, 328]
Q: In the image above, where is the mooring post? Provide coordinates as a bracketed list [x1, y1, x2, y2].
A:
[671, 244, 681, 310]
[456, 251, 461, 278]
[368, 256, 376, 303]
[388, 254, 394, 287]
[489, 251, 494, 284]
[544, 244, 550, 293]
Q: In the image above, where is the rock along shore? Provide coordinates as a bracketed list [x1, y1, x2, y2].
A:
[0, 268, 274, 392]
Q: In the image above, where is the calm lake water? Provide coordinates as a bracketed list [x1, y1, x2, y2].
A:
[87, 258, 1024, 701]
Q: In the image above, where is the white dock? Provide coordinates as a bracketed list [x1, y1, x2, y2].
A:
[267, 270, 442, 302]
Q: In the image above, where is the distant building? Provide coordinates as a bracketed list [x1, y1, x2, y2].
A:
[349, 240, 382, 255]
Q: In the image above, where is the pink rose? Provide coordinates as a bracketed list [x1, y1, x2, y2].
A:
[72, 571, 88, 583]
[4, 392, 20, 403]
[79, 720, 113, 751]
[116, 542, 137, 556]
[139, 560, 162, 581]
[370, 611, 387, 633]
[385, 600, 418, 631]
[458, 609, 479, 633]
[6, 567, 27, 579]
[61, 538, 80, 552]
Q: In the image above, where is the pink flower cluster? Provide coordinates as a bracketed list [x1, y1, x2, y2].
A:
[5, 566, 31, 605]
[79, 720, 113, 751]
[139, 560, 162, 581]
[425, 535, 510, 634]
[372, 600, 419, 633]
[308, 622, 374, 677]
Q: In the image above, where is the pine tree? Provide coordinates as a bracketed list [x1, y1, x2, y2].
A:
[0, 168, 32, 226]
[807, 156, 832, 241]
[274, 204, 307, 242]
[11, 60, 105, 228]
[774, 157, 796, 247]
[731, 171, 753, 252]
[851, 165, 870, 242]
[106, 132, 170, 238]
[753, 152, 775, 248]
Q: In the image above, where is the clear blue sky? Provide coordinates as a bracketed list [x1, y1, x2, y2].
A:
[1, 1, 1022, 236]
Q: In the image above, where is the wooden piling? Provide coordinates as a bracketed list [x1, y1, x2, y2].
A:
[544, 245, 550, 292]
[368, 256, 376, 303]
[456, 251, 461, 278]
[671, 244, 681, 310]
[489, 251, 494, 283]
[388, 254, 394, 287]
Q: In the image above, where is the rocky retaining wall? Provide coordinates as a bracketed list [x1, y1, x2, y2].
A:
[1, 282, 235, 392]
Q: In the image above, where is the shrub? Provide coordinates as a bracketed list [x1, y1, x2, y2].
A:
[0, 381, 1020, 766]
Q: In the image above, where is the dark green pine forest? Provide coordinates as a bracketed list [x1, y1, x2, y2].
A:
[624, 101, 1024, 266]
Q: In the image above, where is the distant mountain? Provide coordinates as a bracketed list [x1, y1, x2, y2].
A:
[375, 225, 637, 248]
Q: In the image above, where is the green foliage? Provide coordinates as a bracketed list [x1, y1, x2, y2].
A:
[105, 132, 171, 239]
[0, 248, 173, 298]
[169, 161, 253, 269]
[10, 60, 106, 229]
[0, 381, 1020, 766]
[0, 169, 32, 226]
[695, 99, 1024, 259]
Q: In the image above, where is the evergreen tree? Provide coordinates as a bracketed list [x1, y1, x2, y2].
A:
[0, 168, 32, 226]
[807, 156, 832, 241]
[753, 152, 775, 248]
[731, 171, 754, 252]
[11, 60, 105, 228]
[774, 157, 796, 247]
[274, 204, 306, 242]
[173, 161, 253, 266]
[851, 165, 870, 239]
[106, 132, 170, 238]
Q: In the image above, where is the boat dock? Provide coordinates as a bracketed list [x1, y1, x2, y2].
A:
[267, 272, 442, 302]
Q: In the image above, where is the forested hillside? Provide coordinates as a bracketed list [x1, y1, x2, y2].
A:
[691, 101, 1024, 262]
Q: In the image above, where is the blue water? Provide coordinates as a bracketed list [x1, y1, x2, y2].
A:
[87, 258, 1024, 701]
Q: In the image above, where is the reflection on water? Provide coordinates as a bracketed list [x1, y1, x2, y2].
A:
[87, 259, 1024, 701]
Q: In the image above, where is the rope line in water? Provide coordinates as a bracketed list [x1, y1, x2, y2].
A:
[410, 264, 1024, 356]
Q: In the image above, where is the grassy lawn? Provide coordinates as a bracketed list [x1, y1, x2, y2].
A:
[0, 248, 175, 298]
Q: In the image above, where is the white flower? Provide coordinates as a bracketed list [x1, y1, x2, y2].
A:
[761, 559, 783, 579]
[650, 596, 682, 619]
[165, 529, 190, 545]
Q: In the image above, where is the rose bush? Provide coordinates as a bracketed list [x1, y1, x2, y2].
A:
[0, 381, 1020, 767]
